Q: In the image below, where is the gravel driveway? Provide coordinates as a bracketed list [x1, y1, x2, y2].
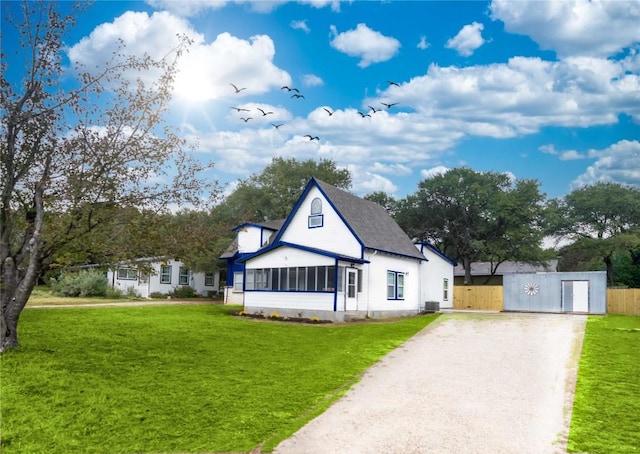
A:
[274, 312, 586, 454]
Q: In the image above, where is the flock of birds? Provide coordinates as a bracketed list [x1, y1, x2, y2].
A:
[228, 80, 401, 141]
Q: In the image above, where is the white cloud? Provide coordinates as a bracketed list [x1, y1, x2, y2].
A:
[291, 20, 310, 33]
[147, 0, 344, 16]
[145, 0, 229, 16]
[445, 22, 485, 57]
[421, 166, 449, 179]
[330, 23, 401, 68]
[68, 12, 291, 103]
[490, 0, 640, 58]
[354, 173, 399, 194]
[417, 35, 430, 50]
[303, 74, 324, 87]
[539, 144, 558, 155]
[372, 162, 413, 176]
[368, 56, 640, 136]
[572, 140, 640, 188]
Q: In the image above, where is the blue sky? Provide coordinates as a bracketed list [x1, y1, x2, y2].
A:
[5, 0, 640, 201]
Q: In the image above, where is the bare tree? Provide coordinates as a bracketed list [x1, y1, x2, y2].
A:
[1, 1, 214, 351]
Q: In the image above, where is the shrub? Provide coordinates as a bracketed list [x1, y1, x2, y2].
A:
[270, 312, 281, 319]
[171, 286, 198, 299]
[50, 270, 107, 297]
[149, 292, 165, 299]
[105, 286, 124, 299]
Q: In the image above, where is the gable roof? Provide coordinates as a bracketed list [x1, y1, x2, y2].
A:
[273, 178, 425, 261]
[416, 242, 458, 266]
[453, 259, 559, 277]
[219, 220, 285, 259]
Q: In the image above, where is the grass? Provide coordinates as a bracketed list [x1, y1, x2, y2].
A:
[567, 315, 640, 453]
[0, 304, 439, 453]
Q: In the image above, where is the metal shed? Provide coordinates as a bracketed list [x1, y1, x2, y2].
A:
[503, 271, 607, 314]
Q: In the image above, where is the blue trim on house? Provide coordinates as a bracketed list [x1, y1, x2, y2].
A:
[238, 240, 369, 264]
[312, 178, 367, 260]
[367, 247, 427, 262]
[415, 242, 458, 266]
[232, 222, 277, 232]
[272, 178, 367, 260]
[333, 258, 339, 312]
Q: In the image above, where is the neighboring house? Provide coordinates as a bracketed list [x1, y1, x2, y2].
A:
[453, 260, 559, 285]
[220, 178, 456, 320]
[107, 258, 220, 298]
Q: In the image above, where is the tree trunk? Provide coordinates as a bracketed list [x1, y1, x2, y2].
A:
[1, 257, 38, 352]
[462, 256, 474, 285]
[604, 253, 614, 287]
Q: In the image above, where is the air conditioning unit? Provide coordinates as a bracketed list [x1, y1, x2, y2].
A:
[423, 301, 439, 313]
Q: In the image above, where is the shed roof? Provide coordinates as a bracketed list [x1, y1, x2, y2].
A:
[453, 259, 559, 277]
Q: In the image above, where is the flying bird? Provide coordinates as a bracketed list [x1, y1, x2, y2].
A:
[304, 135, 319, 141]
[271, 123, 284, 129]
[281, 86, 299, 93]
[323, 108, 334, 116]
[291, 93, 305, 99]
[230, 106, 250, 112]
[387, 80, 400, 87]
[381, 102, 399, 109]
[230, 83, 247, 93]
[368, 105, 381, 113]
[240, 117, 252, 122]
[257, 108, 274, 116]
[358, 111, 371, 118]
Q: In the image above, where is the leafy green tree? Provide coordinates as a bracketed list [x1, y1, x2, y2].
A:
[216, 157, 352, 224]
[396, 167, 548, 284]
[552, 183, 640, 286]
[1, 1, 213, 351]
[364, 191, 399, 216]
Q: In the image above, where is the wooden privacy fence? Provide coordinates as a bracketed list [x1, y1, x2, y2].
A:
[453, 286, 640, 315]
[607, 289, 640, 316]
[453, 286, 503, 311]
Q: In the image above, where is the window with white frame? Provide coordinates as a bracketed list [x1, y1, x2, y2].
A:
[387, 270, 405, 300]
[443, 278, 449, 301]
[308, 197, 323, 228]
[244, 266, 335, 291]
[233, 272, 243, 291]
[179, 267, 190, 285]
[160, 265, 172, 284]
[205, 273, 216, 287]
[117, 267, 137, 280]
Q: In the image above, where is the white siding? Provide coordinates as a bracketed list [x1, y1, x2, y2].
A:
[419, 247, 455, 309]
[108, 258, 219, 298]
[247, 246, 334, 268]
[280, 186, 362, 259]
[244, 292, 334, 312]
[237, 226, 264, 253]
[365, 252, 422, 313]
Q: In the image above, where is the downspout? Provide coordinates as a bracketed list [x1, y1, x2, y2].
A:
[333, 258, 339, 312]
[367, 250, 377, 318]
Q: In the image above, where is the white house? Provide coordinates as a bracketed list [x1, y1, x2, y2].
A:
[107, 258, 220, 298]
[220, 178, 456, 321]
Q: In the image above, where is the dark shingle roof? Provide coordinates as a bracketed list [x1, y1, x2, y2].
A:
[453, 259, 559, 276]
[315, 179, 424, 260]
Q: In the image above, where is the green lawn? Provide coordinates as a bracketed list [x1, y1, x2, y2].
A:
[0, 304, 439, 453]
[568, 314, 640, 453]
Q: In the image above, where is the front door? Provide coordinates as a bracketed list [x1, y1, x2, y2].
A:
[345, 268, 358, 311]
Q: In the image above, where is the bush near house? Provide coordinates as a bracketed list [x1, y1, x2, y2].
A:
[49, 269, 108, 297]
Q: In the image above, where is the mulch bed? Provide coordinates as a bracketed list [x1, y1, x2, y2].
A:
[232, 310, 332, 324]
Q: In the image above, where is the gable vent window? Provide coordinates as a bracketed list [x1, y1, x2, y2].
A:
[308, 197, 324, 228]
